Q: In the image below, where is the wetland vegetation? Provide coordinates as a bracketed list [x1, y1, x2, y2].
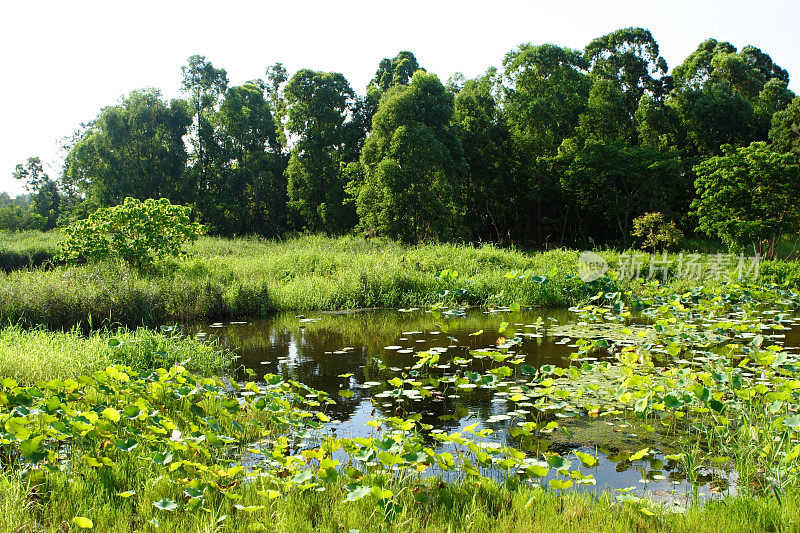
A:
[2, 231, 799, 329]
[2, 22, 800, 533]
[2, 233, 800, 530]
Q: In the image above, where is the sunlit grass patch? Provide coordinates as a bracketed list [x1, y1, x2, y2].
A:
[0, 326, 234, 384]
[0, 235, 584, 328]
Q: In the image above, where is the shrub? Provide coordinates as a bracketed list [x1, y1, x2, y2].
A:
[631, 212, 682, 253]
[60, 197, 204, 268]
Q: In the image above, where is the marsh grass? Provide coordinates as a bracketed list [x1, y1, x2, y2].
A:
[0, 472, 797, 532]
[0, 235, 583, 328]
[2, 232, 800, 329]
[0, 229, 62, 271]
[0, 325, 234, 384]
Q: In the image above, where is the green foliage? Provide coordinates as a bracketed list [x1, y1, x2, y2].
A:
[11, 158, 61, 230]
[584, 27, 669, 144]
[65, 90, 192, 206]
[669, 81, 756, 156]
[501, 43, 588, 244]
[770, 96, 800, 161]
[451, 69, 518, 241]
[3, 282, 800, 529]
[0, 235, 580, 328]
[0, 229, 61, 270]
[669, 39, 795, 157]
[559, 137, 683, 243]
[760, 260, 800, 288]
[503, 44, 589, 154]
[60, 198, 204, 268]
[181, 55, 229, 205]
[13, 157, 51, 196]
[284, 69, 358, 233]
[370, 51, 421, 92]
[13, 31, 798, 249]
[0, 326, 233, 385]
[206, 82, 286, 235]
[554, 46, 685, 244]
[0, 199, 46, 232]
[355, 71, 466, 243]
[693, 142, 800, 259]
[631, 212, 682, 253]
[364, 51, 424, 128]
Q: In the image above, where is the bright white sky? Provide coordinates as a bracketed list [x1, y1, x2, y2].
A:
[2, 0, 798, 196]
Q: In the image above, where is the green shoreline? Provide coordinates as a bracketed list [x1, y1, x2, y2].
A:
[2, 232, 798, 330]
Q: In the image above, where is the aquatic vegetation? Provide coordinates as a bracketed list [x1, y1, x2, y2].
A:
[3, 269, 800, 529]
[0, 363, 330, 528]
[269, 280, 800, 508]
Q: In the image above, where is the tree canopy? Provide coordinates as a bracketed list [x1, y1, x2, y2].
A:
[693, 142, 800, 259]
[354, 71, 465, 243]
[7, 30, 797, 252]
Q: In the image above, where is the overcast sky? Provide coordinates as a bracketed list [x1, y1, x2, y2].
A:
[2, 0, 798, 196]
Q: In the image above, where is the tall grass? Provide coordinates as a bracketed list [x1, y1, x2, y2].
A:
[0, 472, 796, 532]
[0, 325, 235, 384]
[0, 229, 62, 271]
[0, 235, 584, 328]
[3, 232, 800, 329]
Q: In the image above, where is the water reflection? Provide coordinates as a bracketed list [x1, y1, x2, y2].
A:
[190, 307, 775, 504]
[192, 308, 576, 424]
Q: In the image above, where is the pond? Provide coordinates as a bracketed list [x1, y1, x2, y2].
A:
[189, 305, 800, 506]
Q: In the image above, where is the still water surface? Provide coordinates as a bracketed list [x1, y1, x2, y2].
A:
[189, 307, 800, 505]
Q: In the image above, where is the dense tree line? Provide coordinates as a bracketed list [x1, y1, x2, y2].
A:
[9, 28, 800, 248]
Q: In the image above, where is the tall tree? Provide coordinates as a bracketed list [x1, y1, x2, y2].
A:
[770, 97, 800, 161]
[669, 40, 794, 156]
[754, 78, 796, 140]
[209, 83, 286, 235]
[559, 77, 683, 243]
[283, 69, 357, 232]
[452, 69, 516, 242]
[672, 39, 737, 89]
[265, 62, 289, 146]
[693, 142, 800, 259]
[584, 27, 670, 145]
[64, 89, 191, 206]
[364, 52, 424, 126]
[354, 71, 466, 243]
[504, 44, 590, 154]
[181, 55, 228, 202]
[503, 43, 590, 244]
[370, 51, 421, 92]
[12, 157, 60, 230]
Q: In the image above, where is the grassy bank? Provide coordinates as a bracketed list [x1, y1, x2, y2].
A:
[0, 325, 234, 383]
[0, 235, 584, 328]
[0, 229, 62, 271]
[2, 470, 798, 532]
[1, 231, 799, 329]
